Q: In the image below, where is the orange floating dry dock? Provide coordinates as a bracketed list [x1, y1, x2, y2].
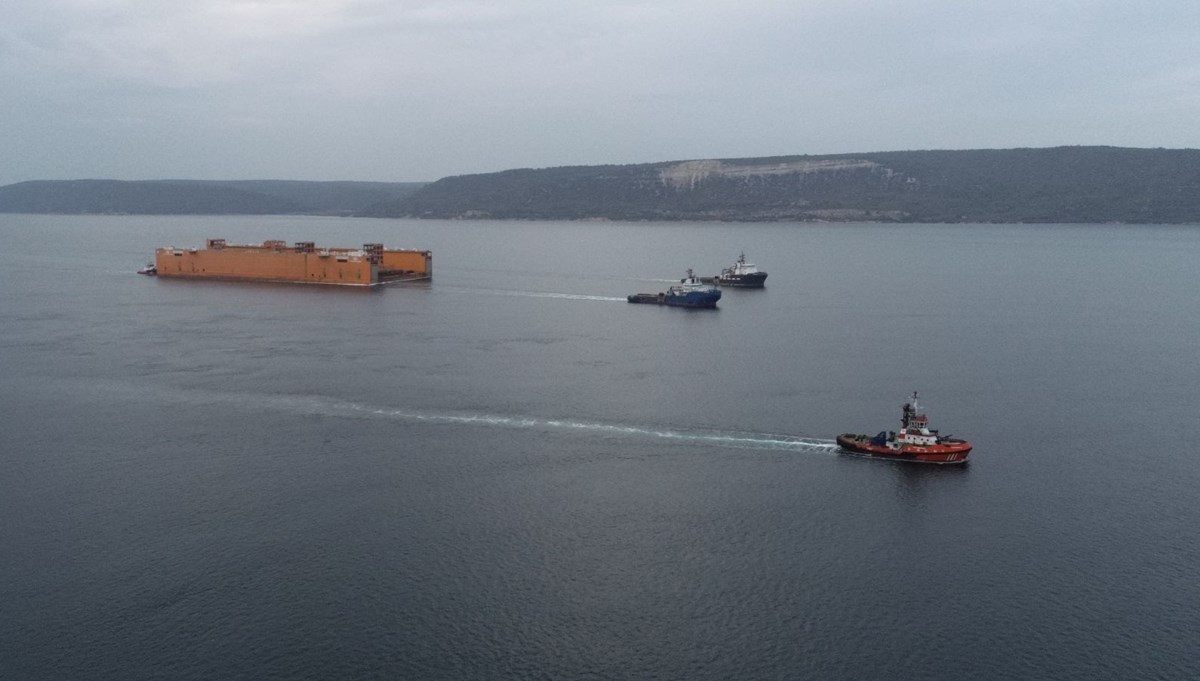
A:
[154, 239, 432, 287]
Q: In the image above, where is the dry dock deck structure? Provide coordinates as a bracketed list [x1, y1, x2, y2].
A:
[155, 239, 432, 287]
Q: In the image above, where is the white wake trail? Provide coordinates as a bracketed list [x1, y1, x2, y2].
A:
[70, 380, 839, 455]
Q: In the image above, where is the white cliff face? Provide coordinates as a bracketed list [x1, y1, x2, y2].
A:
[658, 159, 885, 190]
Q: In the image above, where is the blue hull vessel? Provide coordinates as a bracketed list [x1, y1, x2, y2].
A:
[628, 269, 722, 309]
[664, 288, 721, 308]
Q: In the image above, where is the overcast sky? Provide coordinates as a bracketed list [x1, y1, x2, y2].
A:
[2, 0, 1199, 185]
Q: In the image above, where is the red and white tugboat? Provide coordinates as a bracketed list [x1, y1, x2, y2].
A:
[837, 392, 972, 464]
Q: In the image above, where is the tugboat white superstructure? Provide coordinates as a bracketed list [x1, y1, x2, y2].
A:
[836, 392, 972, 464]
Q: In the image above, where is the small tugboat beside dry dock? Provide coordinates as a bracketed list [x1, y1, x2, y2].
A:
[837, 392, 972, 464]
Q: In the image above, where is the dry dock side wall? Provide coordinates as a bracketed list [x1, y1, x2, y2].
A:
[153, 241, 432, 286]
[156, 247, 373, 285]
[380, 250, 431, 276]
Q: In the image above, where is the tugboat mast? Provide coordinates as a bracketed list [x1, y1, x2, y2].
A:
[902, 391, 919, 429]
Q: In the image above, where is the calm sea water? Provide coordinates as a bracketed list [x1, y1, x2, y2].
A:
[2, 214, 1198, 680]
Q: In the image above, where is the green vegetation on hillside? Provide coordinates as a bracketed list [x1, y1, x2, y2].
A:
[361, 146, 1200, 223]
[0, 179, 426, 216]
[5, 148, 1199, 223]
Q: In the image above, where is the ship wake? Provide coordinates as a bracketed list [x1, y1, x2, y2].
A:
[77, 380, 837, 455]
[343, 403, 839, 453]
[444, 285, 625, 302]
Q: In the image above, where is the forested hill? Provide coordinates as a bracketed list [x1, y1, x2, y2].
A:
[361, 147, 1200, 223]
[7, 148, 1200, 222]
[0, 179, 425, 215]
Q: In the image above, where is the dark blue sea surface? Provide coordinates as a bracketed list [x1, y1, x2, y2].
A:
[2, 215, 1198, 679]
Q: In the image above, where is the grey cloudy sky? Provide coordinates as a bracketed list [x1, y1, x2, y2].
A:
[2, 0, 1198, 185]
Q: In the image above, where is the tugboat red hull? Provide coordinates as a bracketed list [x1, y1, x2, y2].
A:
[836, 434, 972, 464]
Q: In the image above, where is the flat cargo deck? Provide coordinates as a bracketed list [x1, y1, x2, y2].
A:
[627, 292, 666, 304]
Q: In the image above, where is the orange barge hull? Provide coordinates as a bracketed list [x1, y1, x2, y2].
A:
[155, 239, 431, 287]
[836, 434, 972, 464]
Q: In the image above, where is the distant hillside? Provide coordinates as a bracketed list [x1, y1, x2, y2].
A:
[361, 147, 1200, 223]
[0, 179, 426, 215]
[8, 148, 1200, 222]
